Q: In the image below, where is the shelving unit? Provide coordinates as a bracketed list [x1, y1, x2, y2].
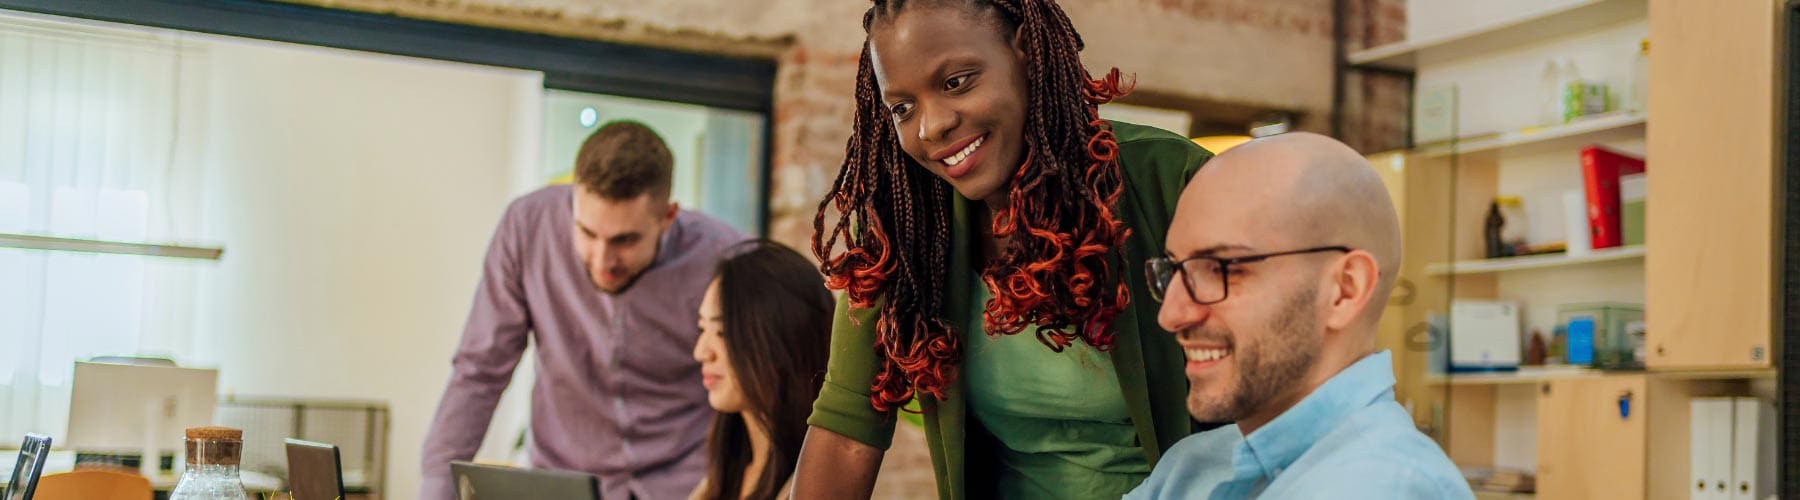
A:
[1427, 366, 1603, 386]
[1424, 245, 1643, 276]
[1412, 112, 1645, 159]
[1428, 366, 1775, 386]
[1351, 1, 1786, 498]
[1348, 0, 1647, 71]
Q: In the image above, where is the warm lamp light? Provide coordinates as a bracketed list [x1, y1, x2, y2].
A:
[1191, 135, 1252, 154]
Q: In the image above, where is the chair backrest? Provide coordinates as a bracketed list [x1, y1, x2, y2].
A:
[33, 470, 151, 500]
[5, 433, 51, 500]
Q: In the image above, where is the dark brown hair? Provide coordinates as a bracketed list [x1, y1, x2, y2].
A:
[573, 121, 674, 200]
[698, 240, 834, 500]
[812, 0, 1133, 412]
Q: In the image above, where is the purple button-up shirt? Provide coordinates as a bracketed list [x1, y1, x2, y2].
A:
[421, 185, 746, 500]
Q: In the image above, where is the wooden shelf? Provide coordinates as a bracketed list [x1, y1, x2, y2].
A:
[1648, 368, 1778, 381]
[1413, 112, 1646, 160]
[1428, 366, 1603, 386]
[1424, 245, 1644, 276]
[1426, 366, 1775, 386]
[0, 233, 223, 260]
[1348, 0, 1647, 71]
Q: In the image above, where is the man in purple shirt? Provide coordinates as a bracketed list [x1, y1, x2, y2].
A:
[421, 121, 747, 500]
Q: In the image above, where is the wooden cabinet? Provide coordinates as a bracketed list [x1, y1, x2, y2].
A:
[1644, 0, 1781, 370]
[1536, 375, 1648, 499]
[1530, 374, 1754, 500]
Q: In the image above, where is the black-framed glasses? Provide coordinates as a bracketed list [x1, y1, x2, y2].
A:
[1145, 246, 1352, 304]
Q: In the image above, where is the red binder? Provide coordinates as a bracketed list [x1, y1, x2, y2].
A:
[1581, 146, 1647, 249]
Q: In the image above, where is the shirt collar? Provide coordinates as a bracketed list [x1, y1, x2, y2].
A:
[1231, 350, 1397, 480]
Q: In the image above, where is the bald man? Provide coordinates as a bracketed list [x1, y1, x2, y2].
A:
[1125, 133, 1472, 499]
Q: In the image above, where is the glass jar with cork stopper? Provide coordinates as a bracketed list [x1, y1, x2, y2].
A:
[168, 426, 249, 500]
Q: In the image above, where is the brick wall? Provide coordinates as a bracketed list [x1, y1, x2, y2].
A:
[1340, 0, 1411, 154]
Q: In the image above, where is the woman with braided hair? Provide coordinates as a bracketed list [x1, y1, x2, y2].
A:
[795, 0, 1216, 496]
[794, 1, 1219, 498]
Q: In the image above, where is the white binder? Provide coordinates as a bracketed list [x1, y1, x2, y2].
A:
[1691, 398, 1733, 500]
[1690, 398, 1710, 500]
[1730, 397, 1775, 500]
[1708, 399, 1736, 500]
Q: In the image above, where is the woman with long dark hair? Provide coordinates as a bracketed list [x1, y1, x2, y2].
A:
[690, 240, 833, 500]
[794, 0, 1218, 498]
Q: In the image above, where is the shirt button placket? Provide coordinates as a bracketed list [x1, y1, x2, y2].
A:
[610, 312, 636, 467]
[616, 397, 633, 455]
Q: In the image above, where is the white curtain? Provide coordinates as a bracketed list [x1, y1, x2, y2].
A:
[0, 11, 207, 443]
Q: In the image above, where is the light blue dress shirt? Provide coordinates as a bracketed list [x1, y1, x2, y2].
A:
[1126, 350, 1475, 499]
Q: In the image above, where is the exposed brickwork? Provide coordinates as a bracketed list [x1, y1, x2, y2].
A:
[1144, 0, 1336, 36]
[767, 44, 860, 251]
[1340, 0, 1410, 154]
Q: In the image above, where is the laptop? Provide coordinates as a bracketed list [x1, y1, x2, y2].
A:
[450, 461, 600, 500]
[284, 439, 345, 500]
[4, 434, 50, 500]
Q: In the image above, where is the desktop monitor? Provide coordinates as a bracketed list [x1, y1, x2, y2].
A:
[65, 362, 217, 463]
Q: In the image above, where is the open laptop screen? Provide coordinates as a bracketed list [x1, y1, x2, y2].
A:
[450, 461, 600, 500]
[284, 439, 345, 500]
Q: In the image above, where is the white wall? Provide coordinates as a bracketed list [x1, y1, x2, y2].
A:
[184, 35, 543, 500]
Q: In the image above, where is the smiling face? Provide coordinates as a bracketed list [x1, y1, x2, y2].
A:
[1161, 262, 1324, 425]
[1155, 152, 1333, 426]
[868, 4, 1030, 205]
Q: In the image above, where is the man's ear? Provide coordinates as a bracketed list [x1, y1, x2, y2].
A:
[662, 201, 680, 230]
[1324, 251, 1380, 331]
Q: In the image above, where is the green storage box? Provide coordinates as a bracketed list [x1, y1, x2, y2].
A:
[1557, 302, 1645, 369]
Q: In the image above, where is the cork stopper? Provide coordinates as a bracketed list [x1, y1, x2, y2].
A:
[185, 426, 242, 441]
[184, 426, 243, 466]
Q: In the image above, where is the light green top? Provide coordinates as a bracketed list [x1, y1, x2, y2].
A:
[963, 276, 1151, 499]
[806, 120, 1218, 499]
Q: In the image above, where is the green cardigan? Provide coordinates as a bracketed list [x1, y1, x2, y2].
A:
[806, 120, 1214, 499]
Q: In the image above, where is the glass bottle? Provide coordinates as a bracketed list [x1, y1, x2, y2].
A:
[1538, 58, 1564, 126]
[1629, 38, 1650, 114]
[168, 426, 249, 500]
